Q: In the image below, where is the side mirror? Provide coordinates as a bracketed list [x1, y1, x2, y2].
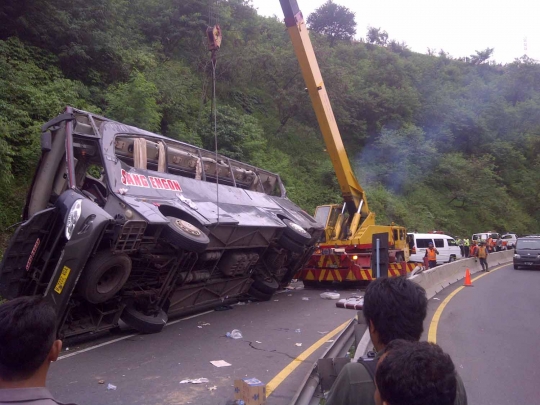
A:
[41, 131, 52, 152]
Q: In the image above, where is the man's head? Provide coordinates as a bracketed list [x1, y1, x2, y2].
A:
[363, 277, 427, 350]
[0, 296, 61, 383]
[374, 340, 457, 405]
[428, 242, 434, 247]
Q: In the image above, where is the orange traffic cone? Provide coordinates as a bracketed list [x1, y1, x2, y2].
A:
[463, 269, 473, 287]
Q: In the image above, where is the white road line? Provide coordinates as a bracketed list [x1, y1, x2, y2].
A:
[58, 310, 214, 361]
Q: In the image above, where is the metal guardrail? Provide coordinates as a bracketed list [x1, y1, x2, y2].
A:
[289, 316, 369, 405]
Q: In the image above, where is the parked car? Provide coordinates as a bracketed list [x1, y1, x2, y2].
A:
[0, 107, 323, 339]
[407, 233, 461, 264]
[500, 233, 518, 249]
[513, 236, 540, 270]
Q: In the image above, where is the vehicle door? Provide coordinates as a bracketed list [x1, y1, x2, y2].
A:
[414, 238, 434, 262]
[433, 238, 446, 263]
[445, 238, 460, 261]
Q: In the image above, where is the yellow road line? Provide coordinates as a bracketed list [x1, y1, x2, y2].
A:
[266, 319, 351, 396]
[427, 263, 508, 343]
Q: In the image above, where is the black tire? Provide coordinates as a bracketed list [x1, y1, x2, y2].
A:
[278, 234, 305, 253]
[282, 219, 312, 245]
[449, 256, 456, 263]
[247, 286, 273, 301]
[514, 265, 520, 270]
[77, 252, 132, 304]
[251, 273, 279, 294]
[120, 304, 168, 334]
[161, 216, 210, 253]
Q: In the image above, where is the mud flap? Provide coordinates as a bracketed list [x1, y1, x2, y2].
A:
[0, 208, 58, 299]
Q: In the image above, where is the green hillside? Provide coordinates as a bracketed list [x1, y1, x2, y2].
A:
[1, 0, 539, 248]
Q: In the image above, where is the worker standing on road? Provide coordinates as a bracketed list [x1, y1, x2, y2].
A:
[496, 238, 502, 252]
[458, 238, 464, 258]
[476, 242, 489, 272]
[486, 236, 493, 253]
[463, 238, 470, 257]
[469, 241, 478, 259]
[425, 242, 439, 269]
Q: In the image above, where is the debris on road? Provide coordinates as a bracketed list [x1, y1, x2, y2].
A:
[255, 341, 262, 344]
[295, 329, 301, 333]
[326, 340, 334, 343]
[295, 343, 302, 347]
[320, 292, 340, 300]
[98, 380, 105, 384]
[180, 378, 210, 384]
[210, 360, 232, 367]
[208, 386, 217, 391]
[226, 329, 243, 339]
[236, 301, 247, 306]
[318, 331, 329, 334]
[433, 298, 440, 301]
[273, 299, 279, 302]
[302, 297, 309, 301]
[107, 384, 117, 390]
[336, 296, 364, 310]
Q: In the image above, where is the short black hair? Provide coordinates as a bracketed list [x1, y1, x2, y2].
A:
[376, 340, 457, 405]
[0, 296, 57, 381]
[363, 276, 427, 345]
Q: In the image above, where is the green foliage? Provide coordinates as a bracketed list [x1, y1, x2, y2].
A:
[105, 71, 162, 132]
[307, 1, 356, 46]
[0, 0, 539, 242]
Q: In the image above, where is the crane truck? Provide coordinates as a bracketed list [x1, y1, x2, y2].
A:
[279, 0, 412, 283]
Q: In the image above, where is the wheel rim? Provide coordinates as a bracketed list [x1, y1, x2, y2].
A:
[97, 265, 125, 294]
[289, 222, 309, 236]
[173, 219, 202, 237]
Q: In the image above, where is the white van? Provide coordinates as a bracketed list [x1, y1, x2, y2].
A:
[472, 232, 500, 243]
[407, 233, 461, 264]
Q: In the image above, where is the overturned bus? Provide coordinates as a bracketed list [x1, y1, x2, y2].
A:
[0, 107, 323, 338]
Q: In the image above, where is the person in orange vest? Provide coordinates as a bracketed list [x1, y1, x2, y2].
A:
[486, 236, 495, 253]
[470, 241, 478, 258]
[424, 242, 439, 269]
[476, 241, 489, 271]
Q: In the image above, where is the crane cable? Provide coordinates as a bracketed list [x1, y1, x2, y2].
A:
[208, 0, 222, 223]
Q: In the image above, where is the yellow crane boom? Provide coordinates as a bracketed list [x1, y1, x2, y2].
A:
[279, 0, 370, 238]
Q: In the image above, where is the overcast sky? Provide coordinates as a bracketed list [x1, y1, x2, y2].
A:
[250, 0, 539, 63]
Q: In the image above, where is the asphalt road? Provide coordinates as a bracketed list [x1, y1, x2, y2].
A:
[431, 263, 540, 405]
[47, 284, 362, 405]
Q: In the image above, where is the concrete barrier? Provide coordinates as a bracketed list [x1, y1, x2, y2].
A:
[410, 250, 514, 299]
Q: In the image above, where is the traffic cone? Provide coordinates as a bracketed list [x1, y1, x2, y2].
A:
[463, 269, 473, 287]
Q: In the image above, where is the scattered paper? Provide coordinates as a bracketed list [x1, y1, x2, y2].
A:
[318, 331, 329, 334]
[98, 380, 105, 384]
[107, 384, 117, 390]
[197, 326, 203, 329]
[295, 343, 302, 347]
[210, 360, 232, 368]
[180, 378, 210, 384]
[274, 300, 279, 302]
[326, 340, 335, 343]
[208, 386, 217, 391]
[287, 294, 292, 296]
[433, 298, 440, 301]
[201, 322, 211, 326]
[302, 297, 309, 301]
[255, 341, 262, 344]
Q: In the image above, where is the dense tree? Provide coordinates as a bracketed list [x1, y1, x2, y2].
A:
[0, 0, 539, 250]
[307, 1, 356, 46]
